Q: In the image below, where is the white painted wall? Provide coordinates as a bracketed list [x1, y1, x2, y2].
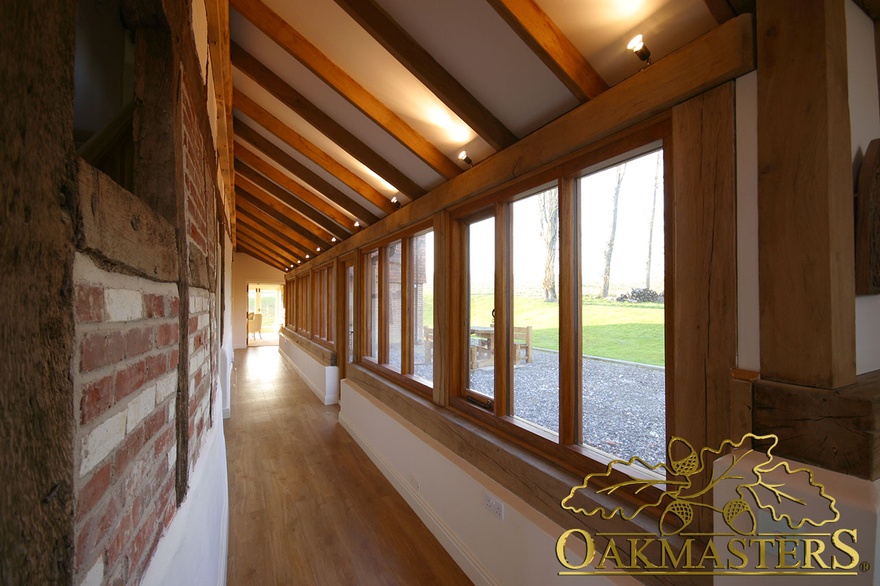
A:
[231, 253, 285, 349]
[339, 379, 638, 586]
[221, 234, 234, 418]
[713, 450, 878, 585]
[736, 71, 760, 372]
[847, 0, 880, 375]
[141, 384, 229, 586]
[279, 335, 339, 405]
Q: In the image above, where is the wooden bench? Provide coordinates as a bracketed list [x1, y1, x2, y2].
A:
[513, 325, 533, 365]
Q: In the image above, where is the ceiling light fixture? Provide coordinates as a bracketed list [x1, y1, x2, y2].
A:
[306, 254, 310, 259]
[354, 221, 360, 228]
[457, 150, 473, 167]
[627, 34, 651, 65]
[391, 196, 401, 209]
[316, 247, 321, 252]
[331, 237, 337, 243]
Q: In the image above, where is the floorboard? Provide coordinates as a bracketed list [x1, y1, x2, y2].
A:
[225, 346, 473, 585]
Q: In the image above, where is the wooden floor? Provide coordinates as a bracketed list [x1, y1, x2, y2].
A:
[225, 347, 472, 585]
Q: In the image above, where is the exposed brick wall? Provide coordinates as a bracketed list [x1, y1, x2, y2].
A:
[72, 254, 180, 584]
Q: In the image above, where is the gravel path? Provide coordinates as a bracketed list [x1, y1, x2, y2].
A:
[468, 349, 666, 465]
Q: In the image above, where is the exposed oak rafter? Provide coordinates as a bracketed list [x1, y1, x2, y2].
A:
[483, 0, 608, 102]
[236, 194, 323, 256]
[234, 119, 384, 222]
[236, 220, 306, 263]
[234, 141, 356, 233]
[237, 241, 289, 270]
[331, 0, 517, 151]
[236, 204, 315, 257]
[235, 160, 347, 240]
[232, 42, 427, 199]
[235, 179, 333, 250]
[233, 90, 396, 212]
[230, 0, 463, 179]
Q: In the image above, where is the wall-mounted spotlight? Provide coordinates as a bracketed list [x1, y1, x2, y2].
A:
[458, 150, 473, 167]
[627, 34, 651, 65]
[391, 196, 402, 209]
[354, 221, 361, 228]
[331, 237, 337, 243]
[306, 254, 310, 259]
[316, 247, 321, 252]
[297, 260, 301, 264]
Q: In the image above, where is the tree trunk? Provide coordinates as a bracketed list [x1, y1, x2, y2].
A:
[601, 164, 626, 298]
[539, 189, 559, 302]
[645, 154, 661, 290]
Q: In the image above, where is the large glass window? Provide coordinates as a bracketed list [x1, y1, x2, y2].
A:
[387, 240, 403, 372]
[512, 188, 560, 435]
[412, 230, 434, 383]
[467, 217, 495, 398]
[365, 250, 379, 361]
[359, 227, 435, 392]
[579, 149, 665, 465]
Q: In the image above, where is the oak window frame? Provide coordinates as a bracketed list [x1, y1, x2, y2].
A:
[357, 220, 435, 398]
[447, 118, 674, 490]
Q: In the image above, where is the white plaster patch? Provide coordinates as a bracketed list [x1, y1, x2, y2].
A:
[189, 347, 208, 373]
[73, 252, 177, 297]
[80, 411, 127, 477]
[168, 443, 178, 470]
[81, 557, 104, 586]
[198, 313, 209, 330]
[168, 400, 176, 424]
[126, 386, 157, 433]
[104, 289, 143, 322]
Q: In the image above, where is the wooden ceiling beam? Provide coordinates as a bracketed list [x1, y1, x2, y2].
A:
[235, 160, 345, 241]
[230, 0, 462, 179]
[235, 194, 323, 256]
[232, 42, 426, 199]
[236, 204, 320, 257]
[331, 0, 517, 151]
[236, 220, 307, 263]
[206, 0, 235, 232]
[233, 91, 395, 212]
[235, 180, 332, 250]
[234, 119, 384, 222]
[234, 141, 355, 233]
[483, 0, 608, 102]
[236, 231, 294, 266]
[236, 242, 290, 271]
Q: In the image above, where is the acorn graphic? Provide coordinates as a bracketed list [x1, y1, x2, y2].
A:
[722, 498, 756, 535]
[668, 438, 699, 476]
[660, 499, 694, 535]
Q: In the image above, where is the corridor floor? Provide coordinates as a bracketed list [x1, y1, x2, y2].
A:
[225, 346, 472, 585]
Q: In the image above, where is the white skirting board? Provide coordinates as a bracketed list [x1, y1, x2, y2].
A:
[278, 336, 339, 405]
[338, 411, 497, 586]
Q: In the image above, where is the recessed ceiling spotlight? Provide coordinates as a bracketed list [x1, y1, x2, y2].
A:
[627, 34, 651, 65]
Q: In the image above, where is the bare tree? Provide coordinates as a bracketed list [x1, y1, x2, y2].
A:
[645, 154, 661, 290]
[539, 189, 559, 302]
[601, 164, 626, 298]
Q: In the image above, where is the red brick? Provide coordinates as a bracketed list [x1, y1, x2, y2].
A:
[113, 427, 145, 477]
[144, 353, 167, 382]
[169, 349, 179, 370]
[81, 331, 125, 372]
[156, 323, 178, 348]
[76, 284, 104, 323]
[188, 316, 198, 335]
[167, 297, 179, 318]
[77, 461, 111, 520]
[143, 294, 165, 318]
[115, 360, 145, 401]
[124, 327, 153, 359]
[153, 426, 174, 460]
[143, 408, 165, 442]
[80, 375, 114, 424]
[128, 507, 159, 573]
[106, 503, 135, 569]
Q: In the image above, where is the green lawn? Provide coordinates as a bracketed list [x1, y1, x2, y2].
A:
[424, 293, 665, 367]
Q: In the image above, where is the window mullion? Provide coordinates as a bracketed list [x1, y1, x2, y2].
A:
[494, 202, 512, 417]
[558, 176, 581, 446]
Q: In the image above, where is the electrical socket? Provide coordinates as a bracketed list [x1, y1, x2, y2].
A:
[408, 473, 420, 494]
[484, 492, 504, 521]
